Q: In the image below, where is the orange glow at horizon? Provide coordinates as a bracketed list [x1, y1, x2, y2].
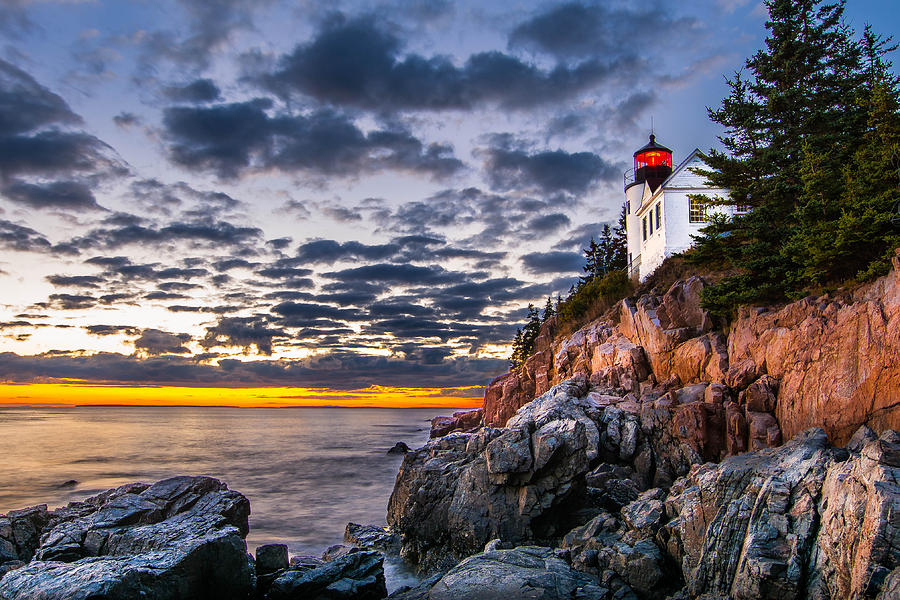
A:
[0, 382, 485, 408]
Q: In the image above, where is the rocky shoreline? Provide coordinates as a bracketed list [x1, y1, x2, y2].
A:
[2, 403, 897, 599]
[3, 261, 900, 598]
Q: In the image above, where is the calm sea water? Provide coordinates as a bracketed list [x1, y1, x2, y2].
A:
[0, 406, 453, 588]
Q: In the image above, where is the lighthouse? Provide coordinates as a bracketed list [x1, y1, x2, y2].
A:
[623, 135, 733, 281]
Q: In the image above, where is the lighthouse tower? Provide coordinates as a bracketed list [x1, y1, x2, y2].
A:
[622, 134, 733, 280]
[624, 134, 673, 277]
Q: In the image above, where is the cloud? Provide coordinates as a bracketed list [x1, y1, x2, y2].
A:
[201, 316, 285, 355]
[70, 218, 264, 252]
[527, 213, 571, 234]
[2, 179, 102, 210]
[0, 218, 52, 252]
[0, 59, 120, 181]
[163, 78, 222, 103]
[85, 324, 141, 336]
[163, 101, 462, 179]
[256, 13, 629, 111]
[134, 0, 276, 73]
[113, 112, 142, 128]
[0, 350, 508, 389]
[508, 2, 700, 60]
[0, 58, 80, 134]
[46, 274, 104, 288]
[295, 239, 400, 264]
[521, 250, 583, 274]
[133, 328, 191, 355]
[480, 135, 619, 194]
[323, 263, 459, 286]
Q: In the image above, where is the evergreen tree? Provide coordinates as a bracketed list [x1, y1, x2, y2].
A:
[597, 224, 614, 276]
[611, 203, 628, 270]
[509, 304, 544, 368]
[542, 295, 555, 321]
[692, 0, 884, 313]
[580, 237, 602, 285]
[784, 27, 900, 285]
[509, 328, 523, 368]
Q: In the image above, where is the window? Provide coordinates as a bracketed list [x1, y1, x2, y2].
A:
[689, 196, 705, 223]
[655, 204, 661, 229]
[735, 204, 750, 214]
[649, 214, 653, 235]
[642, 217, 647, 241]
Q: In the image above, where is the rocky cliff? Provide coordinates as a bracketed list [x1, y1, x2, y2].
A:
[387, 249, 900, 599]
[482, 247, 900, 454]
[389, 379, 900, 599]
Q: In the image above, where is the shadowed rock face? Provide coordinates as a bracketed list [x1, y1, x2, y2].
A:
[267, 550, 386, 600]
[0, 476, 254, 600]
[663, 427, 900, 600]
[424, 546, 610, 600]
[391, 378, 900, 599]
[387, 378, 711, 572]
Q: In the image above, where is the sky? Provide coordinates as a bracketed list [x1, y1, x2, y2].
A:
[0, 0, 897, 406]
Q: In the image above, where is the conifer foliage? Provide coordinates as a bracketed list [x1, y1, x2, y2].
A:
[692, 0, 900, 315]
[509, 303, 543, 368]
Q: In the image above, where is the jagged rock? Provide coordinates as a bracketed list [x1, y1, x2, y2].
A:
[388, 442, 411, 454]
[429, 409, 483, 438]
[621, 490, 665, 536]
[561, 513, 670, 599]
[344, 522, 398, 551]
[266, 550, 386, 600]
[423, 546, 611, 600]
[738, 375, 778, 413]
[746, 410, 781, 450]
[847, 425, 879, 453]
[257, 544, 289, 575]
[664, 428, 900, 600]
[388, 378, 706, 571]
[665, 429, 835, 599]
[0, 476, 254, 600]
[0, 505, 48, 563]
[671, 401, 725, 462]
[703, 383, 727, 405]
[724, 358, 759, 390]
[656, 277, 713, 333]
[728, 263, 900, 445]
[809, 429, 900, 599]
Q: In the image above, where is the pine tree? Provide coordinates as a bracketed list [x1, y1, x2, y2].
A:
[509, 304, 544, 368]
[692, 0, 882, 313]
[785, 27, 900, 285]
[509, 328, 523, 368]
[580, 237, 602, 285]
[611, 203, 628, 271]
[597, 224, 614, 277]
[542, 296, 555, 321]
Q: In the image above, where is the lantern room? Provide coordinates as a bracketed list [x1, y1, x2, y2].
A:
[632, 134, 673, 191]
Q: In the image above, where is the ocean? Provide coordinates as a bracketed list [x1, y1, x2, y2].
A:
[0, 406, 453, 589]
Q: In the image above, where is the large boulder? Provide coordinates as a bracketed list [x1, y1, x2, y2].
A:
[0, 476, 254, 600]
[414, 546, 611, 600]
[663, 427, 900, 600]
[266, 550, 386, 600]
[429, 409, 482, 438]
[809, 430, 900, 599]
[388, 378, 705, 571]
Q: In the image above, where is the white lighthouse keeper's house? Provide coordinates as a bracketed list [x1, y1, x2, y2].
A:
[623, 134, 738, 281]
